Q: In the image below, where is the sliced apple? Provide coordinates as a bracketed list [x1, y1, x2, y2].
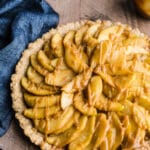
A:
[93, 114, 110, 148]
[69, 116, 96, 150]
[63, 30, 89, 73]
[34, 106, 75, 134]
[106, 128, 116, 150]
[37, 50, 54, 71]
[47, 115, 88, 147]
[90, 40, 112, 68]
[26, 66, 44, 84]
[74, 93, 97, 116]
[51, 57, 69, 70]
[121, 116, 145, 149]
[43, 41, 52, 58]
[87, 75, 102, 106]
[63, 30, 75, 46]
[45, 69, 75, 87]
[24, 106, 60, 119]
[83, 23, 100, 56]
[62, 68, 92, 93]
[94, 65, 115, 87]
[54, 111, 80, 134]
[95, 94, 124, 112]
[132, 104, 147, 129]
[123, 36, 148, 48]
[111, 113, 125, 150]
[64, 42, 88, 73]
[60, 91, 73, 110]
[51, 33, 63, 57]
[114, 73, 136, 90]
[83, 23, 100, 42]
[98, 25, 123, 41]
[109, 47, 131, 76]
[23, 93, 60, 108]
[30, 54, 49, 76]
[103, 84, 118, 100]
[86, 37, 99, 57]
[90, 44, 101, 68]
[99, 138, 109, 150]
[21, 77, 59, 95]
[75, 25, 89, 46]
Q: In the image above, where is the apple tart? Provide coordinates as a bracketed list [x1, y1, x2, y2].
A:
[11, 20, 150, 150]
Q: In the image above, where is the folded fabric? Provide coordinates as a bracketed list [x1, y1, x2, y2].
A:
[0, 0, 59, 136]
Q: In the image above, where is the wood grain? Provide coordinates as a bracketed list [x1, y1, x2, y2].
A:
[48, 0, 150, 35]
[0, 0, 150, 149]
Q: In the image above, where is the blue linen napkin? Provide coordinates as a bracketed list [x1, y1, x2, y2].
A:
[0, 0, 59, 136]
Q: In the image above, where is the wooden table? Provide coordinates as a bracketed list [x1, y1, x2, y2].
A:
[0, 0, 150, 149]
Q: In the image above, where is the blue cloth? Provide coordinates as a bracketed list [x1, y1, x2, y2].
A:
[0, 0, 59, 136]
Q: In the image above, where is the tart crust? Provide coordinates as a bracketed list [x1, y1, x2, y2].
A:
[11, 20, 150, 150]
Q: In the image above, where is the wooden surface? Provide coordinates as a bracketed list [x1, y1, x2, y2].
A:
[0, 0, 150, 149]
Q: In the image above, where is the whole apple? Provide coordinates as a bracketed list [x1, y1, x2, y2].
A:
[134, 0, 150, 18]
